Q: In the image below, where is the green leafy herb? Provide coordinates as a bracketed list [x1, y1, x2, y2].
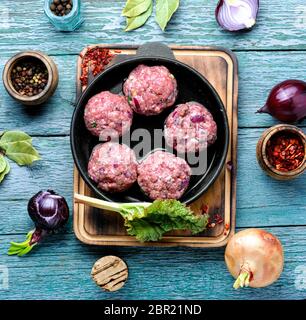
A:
[122, 0, 179, 31]
[0, 130, 40, 184]
[122, 0, 152, 18]
[155, 0, 180, 31]
[91, 121, 97, 128]
[0, 155, 6, 173]
[0, 158, 10, 183]
[76, 196, 208, 242]
[127, 95, 133, 105]
[0, 130, 32, 150]
[125, 1, 153, 31]
[4, 141, 40, 166]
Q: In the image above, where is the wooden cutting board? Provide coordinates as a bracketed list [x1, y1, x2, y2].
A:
[73, 45, 238, 247]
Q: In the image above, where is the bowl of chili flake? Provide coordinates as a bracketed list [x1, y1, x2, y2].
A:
[256, 124, 306, 180]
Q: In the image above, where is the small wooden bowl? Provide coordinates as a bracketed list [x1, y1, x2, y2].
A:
[3, 51, 59, 106]
[256, 124, 306, 180]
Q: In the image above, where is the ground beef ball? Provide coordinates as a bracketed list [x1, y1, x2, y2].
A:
[88, 142, 137, 192]
[84, 91, 133, 139]
[164, 102, 217, 153]
[137, 151, 191, 200]
[123, 64, 178, 116]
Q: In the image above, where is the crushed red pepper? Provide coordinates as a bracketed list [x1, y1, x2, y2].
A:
[266, 132, 305, 172]
[80, 47, 114, 86]
[207, 213, 224, 228]
[201, 204, 209, 214]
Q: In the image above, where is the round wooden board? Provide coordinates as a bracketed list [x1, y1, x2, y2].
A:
[91, 255, 128, 292]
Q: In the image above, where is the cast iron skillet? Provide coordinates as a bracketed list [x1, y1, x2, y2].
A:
[71, 43, 229, 205]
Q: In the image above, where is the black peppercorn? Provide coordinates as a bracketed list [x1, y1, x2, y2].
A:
[11, 59, 49, 97]
[50, 0, 73, 17]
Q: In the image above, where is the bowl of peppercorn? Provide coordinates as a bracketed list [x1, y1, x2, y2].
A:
[256, 124, 306, 180]
[3, 51, 59, 106]
[44, 0, 83, 32]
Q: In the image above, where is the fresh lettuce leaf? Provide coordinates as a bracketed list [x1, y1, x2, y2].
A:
[122, 200, 208, 242]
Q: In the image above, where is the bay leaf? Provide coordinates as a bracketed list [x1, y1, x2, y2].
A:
[0, 130, 32, 151]
[5, 141, 40, 166]
[0, 159, 10, 183]
[125, 1, 153, 31]
[155, 0, 180, 31]
[122, 0, 152, 18]
[0, 155, 6, 173]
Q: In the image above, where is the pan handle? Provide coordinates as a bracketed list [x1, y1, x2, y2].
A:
[113, 42, 175, 65]
[136, 42, 175, 59]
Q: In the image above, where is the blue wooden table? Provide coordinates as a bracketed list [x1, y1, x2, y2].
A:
[0, 0, 305, 300]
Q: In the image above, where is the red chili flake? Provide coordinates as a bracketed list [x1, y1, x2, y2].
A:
[114, 50, 121, 53]
[214, 213, 224, 225]
[80, 47, 114, 87]
[266, 132, 305, 172]
[225, 223, 230, 230]
[207, 212, 224, 228]
[201, 204, 209, 214]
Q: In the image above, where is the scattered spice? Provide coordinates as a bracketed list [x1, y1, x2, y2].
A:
[50, 0, 73, 17]
[80, 47, 114, 87]
[201, 204, 209, 214]
[266, 132, 305, 172]
[207, 213, 224, 228]
[11, 59, 48, 97]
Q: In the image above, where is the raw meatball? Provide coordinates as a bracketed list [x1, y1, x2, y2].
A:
[88, 142, 137, 193]
[123, 64, 178, 116]
[164, 102, 217, 153]
[137, 151, 191, 200]
[84, 91, 133, 139]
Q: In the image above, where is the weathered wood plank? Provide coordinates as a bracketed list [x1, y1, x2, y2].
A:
[0, 226, 305, 300]
[0, 131, 305, 235]
[0, 52, 305, 137]
[1, 0, 306, 54]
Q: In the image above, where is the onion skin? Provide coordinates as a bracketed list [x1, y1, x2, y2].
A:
[257, 80, 306, 123]
[225, 228, 284, 288]
[215, 0, 259, 32]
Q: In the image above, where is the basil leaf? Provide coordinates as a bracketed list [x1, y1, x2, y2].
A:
[155, 0, 180, 31]
[0, 131, 32, 151]
[125, 1, 153, 31]
[0, 155, 6, 173]
[0, 159, 10, 183]
[5, 141, 40, 166]
[122, 0, 152, 18]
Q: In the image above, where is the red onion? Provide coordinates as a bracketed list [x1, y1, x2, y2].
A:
[257, 80, 306, 123]
[216, 0, 259, 32]
[190, 115, 205, 123]
[8, 190, 69, 256]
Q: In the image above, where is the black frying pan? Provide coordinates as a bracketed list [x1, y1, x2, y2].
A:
[71, 43, 229, 205]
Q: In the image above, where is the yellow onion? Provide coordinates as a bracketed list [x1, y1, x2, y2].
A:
[225, 228, 284, 288]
